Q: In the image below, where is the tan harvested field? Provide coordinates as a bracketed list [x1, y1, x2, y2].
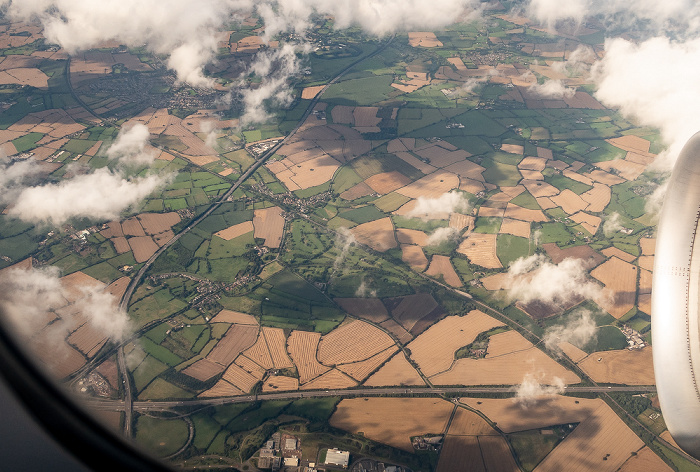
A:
[607, 135, 651, 153]
[287, 331, 329, 383]
[396, 171, 459, 199]
[447, 57, 467, 70]
[436, 436, 485, 472]
[242, 332, 274, 369]
[221, 363, 258, 392]
[340, 181, 374, 200]
[597, 158, 645, 181]
[425, 255, 462, 287]
[578, 348, 654, 384]
[407, 311, 504, 377]
[200, 379, 243, 397]
[533, 402, 643, 472]
[459, 178, 487, 194]
[638, 255, 654, 272]
[449, 213, 473, 231]
[337, 346, 398, 381]
[350, 217, 397, 251]
[478, 205, 505, 218]
[536, 196, 556, 209]
[501, 143, 524, 154]
[448, 407, 498, 436]
[458, 233, 502, 269]
[504, 203, 548, 222]
[214, 221, 254, 240]
[365, 171, 412, 194]
[394, 150, 437, 174]
[182, 358, 225, 382]
[318, 320, 395, 365]
[639, 269, 652, 293]
[300, 369, 357, 390]
[408, 32, 444, 48]
[522, 179, 560, 198]
[402, 244, 428, 271]
[585, 169, 626, 185]
[234, 355, 266, 380]
[591, 256, 638, 318]
[334, 298, 389, 323]
[638, 293, 651, 315]
[301, 85, 325, 99]
[618, 446, 672, 472]
[444, 159, 487, 181]
[331, 398, 453, 451]
[414, 145, 470, 168]
[128, 236, 159, 263]
[481, 272, 509, 291]
[380, 318, 414, 344]
[640, 237, 656, 255]
[211, 309, 258, 325]
[499, 218, 530, 238]
[479, 436, 520, 472]
[67, 323, 107, 357]
[262, 375, 298, 392]
[275, 154, 341, 191]
[601, 246, 636, 262]
[106, 276, 130, 301]
[550, 189, 589, 215]
[60, 271, 105, 300]
[263, 327, 294, 368]
[387, 293, 441, 332]
[0, 67, 48, 88]
[569, 211, 601, 235]
[122, 217, 146, 236]
[253, 206, 285, 248]
[431, 331, 580, 385]
[461, 395, 601, 433]
[365, 352, 425, 386]
[559, 341, 588, 363]
[207, 324, 259, 367]
[520, 169, 543, 180]
[396, 228, 428, 246]
[563, 169, 593, 185]
[137, 212, 180, 234]
[518, 156, 547, 171]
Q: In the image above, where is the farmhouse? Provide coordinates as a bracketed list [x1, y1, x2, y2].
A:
[325, 448, 350, 468]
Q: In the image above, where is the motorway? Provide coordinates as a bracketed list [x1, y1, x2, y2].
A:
[84, 384, 657, 412]
[113, 37, 395, 438]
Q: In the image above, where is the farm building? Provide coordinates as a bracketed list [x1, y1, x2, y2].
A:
[325, 448, 350, 468]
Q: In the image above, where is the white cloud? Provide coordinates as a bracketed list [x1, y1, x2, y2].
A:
[333, 226, 357, 270]
[405, 191, 471, 220]
[106, 123, 155, 166]
[0, 155, 42, 204]
[355, 279, 377, 298]
[505, 254, 606, 307]
[602, 212, 624, 237]
[542, 309, 598, 353]
[426, 226, 460, 246]
[8, 168, 169, 226]
[528, 79, 576, 99]
[513, 372, 566, 407]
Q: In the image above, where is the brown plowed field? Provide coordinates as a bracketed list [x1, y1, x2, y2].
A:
[337, 346, 398, 381]
[234, 355, 266, 380]
[480, 436, 520, 472]
[137, 212, 180, 234]
[262, 375, 298, 392]
[318, 320, 395, 365]
[385, 293, 441, 332]
[458, 234, 502, 268]
[578, 348, 654, 385]
[331, 105, 354, 124]
[242, 332, 274, 369]
[214, 221, 254, 241]
[415, 146, 470, 168]
[618, 447, 672, 472]
[401, 244, 428, 271]
[436, 436, 485, 472]
[425, 255, 462, 287]
[407, 311, 504, 377]
[253, 206, 285, 248]
[591, 256, 638, 318]
[222, 363, 258, 392]
[396, 170, 459, 199]
[128, 236, 159, 263]
[395, 151, 438, 174]
[340, 182, 374, 200]
[199, 379, 243, 397]
[448, 408, 498, 436]
[113, 237, 130, 254]
[365, 352, 425, 386]
[207, 324, 259, 367]
[300, 369, 357, 390]
[499, 218, 530, 238]
[211, 310, 258, 325]
[460, 396, 601, 433]
[351, 217, 397, 252]
[287, 331, 329, 383]
[550, 189, 589, 215]
[542, 243, 604, 267]
[380, 318, 413, 344]
[182, 358, 225, 382]
[353, 107, 380, 127]
[331, 398, 453, 451]
[581, 183, 611, 213]
[122, 217, 146, 237]
[334, 298, 389, 323]
[533, 402, 643, 472]
[263, 327, 293, 368]
[396, 228, 429, 246]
